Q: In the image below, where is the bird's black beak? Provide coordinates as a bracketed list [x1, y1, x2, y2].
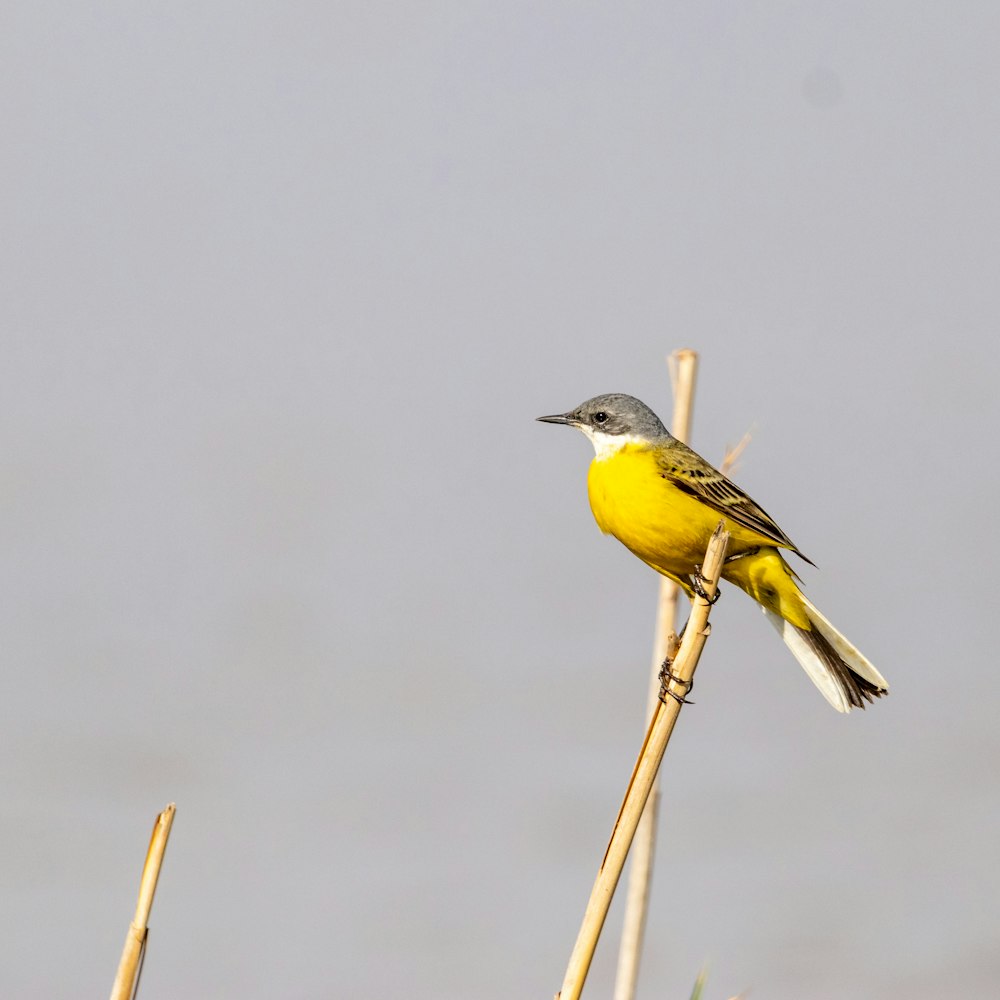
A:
[536, 412, 574, 425]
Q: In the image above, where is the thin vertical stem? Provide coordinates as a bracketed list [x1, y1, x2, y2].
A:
[109, 804, 176, 1000]
[613, 349, 698, 1000]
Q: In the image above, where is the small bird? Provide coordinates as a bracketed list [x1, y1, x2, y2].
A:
[537, 393, 888, 712]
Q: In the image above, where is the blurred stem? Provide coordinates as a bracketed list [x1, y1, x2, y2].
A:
[109, 803, 176, 1000]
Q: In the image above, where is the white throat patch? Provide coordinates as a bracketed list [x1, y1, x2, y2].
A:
[579, 426, 649, 461]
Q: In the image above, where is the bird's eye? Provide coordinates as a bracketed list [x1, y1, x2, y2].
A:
[593, 411, 608, 424]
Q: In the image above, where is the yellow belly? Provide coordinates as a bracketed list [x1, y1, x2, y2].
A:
[586, 446, 810, 628]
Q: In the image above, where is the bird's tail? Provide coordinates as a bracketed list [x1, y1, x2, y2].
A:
[763, 595, 888, 713]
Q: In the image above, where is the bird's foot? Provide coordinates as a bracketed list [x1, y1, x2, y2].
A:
[658, 657, 694, 706]
[724, 546, 760, 564]
[691, 566, 722, 604]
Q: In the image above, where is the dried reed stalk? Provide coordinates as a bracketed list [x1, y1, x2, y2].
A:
[613, 348, 698, 1000]
[109, 803, 176, 1000]
[558, 525, 730, 1000]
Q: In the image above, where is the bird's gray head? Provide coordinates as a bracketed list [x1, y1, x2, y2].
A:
[537, 393, 671, 459]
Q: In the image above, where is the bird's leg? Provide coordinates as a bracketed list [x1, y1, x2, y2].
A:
[724, 546, 760, 564]
[658, 655, 694, 706]
[691, 565, 722, 604]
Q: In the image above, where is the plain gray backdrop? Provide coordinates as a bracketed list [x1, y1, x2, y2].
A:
[3, 3, 999, 998]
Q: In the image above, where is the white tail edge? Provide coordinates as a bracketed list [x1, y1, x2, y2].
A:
[763, 598, 888, 713]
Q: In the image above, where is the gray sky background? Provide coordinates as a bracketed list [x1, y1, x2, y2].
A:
[3, 4, 999, 998]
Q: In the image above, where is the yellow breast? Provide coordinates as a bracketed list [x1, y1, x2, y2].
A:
[585, 442, 810, 627]
[586, 444, 714, 579]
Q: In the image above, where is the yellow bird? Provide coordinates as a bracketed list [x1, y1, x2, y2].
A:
[538, 393, 888, 712]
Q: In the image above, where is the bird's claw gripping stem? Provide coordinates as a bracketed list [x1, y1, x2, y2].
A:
[691, 565, 721, 604]
[658, 657, 694, 706]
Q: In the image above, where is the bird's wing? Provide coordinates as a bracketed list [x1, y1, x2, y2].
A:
[657, 440, 814, 564]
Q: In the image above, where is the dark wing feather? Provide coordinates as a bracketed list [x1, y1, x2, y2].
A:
[657, 440, 814, 565]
